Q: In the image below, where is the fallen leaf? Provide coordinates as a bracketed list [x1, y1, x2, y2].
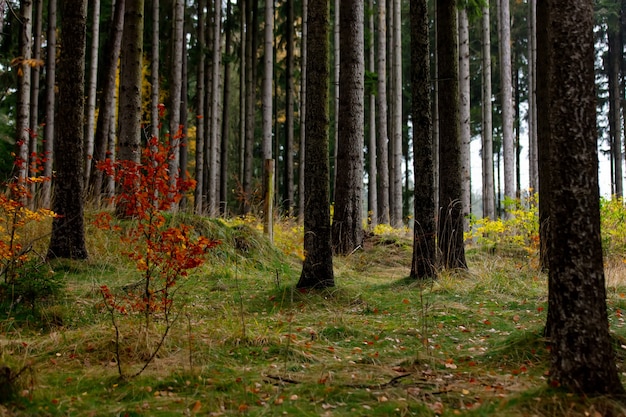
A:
[191, 400, 202, 413]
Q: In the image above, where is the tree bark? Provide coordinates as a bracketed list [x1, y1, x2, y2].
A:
[47, 0, 88, 260]
[283, 0, 294, 216]
[41, 0, 57, 208]
[459, 7, 471, 228]
[376, 0, 390, 225]
[331, 0, 364, 255]
[16, 0, 33, 185]
[297, 0, 334, 289]
[367, 0, 377, 229]
[83, 0, 100, 188]
[481, 5, 495, 219]
[410, 0, 436, 279]
[542, 0, 624, 395]
[194, 0, 206, 214]
[221, 0, 233, 215]
[298, 0, 307, 222]
[389, 0, 402, 227]
[437, 0, 466, 270]
[499, 0, 515, 204]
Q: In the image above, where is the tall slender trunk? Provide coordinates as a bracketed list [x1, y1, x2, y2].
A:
[528, 0, 538, 193]
[261, 0, 273, 165]
[168, 0, 185, 210]
[207, 0, 222, 215]
[459, 7, 470, 226]
[195, 0, 205, 214]
[242, 0, 258, 214]
[298, 0, 307, 222]
[42, 0, 57, 208]
[90, 0, 125, 204]
[390, 0, 402, 227]
[376, 0, 390, 224]
[499, 0, 515, 204]
[481, 5, 494, 219]
[609, 23, 623, 197]
[28, 0, 42, 208]
[220, 0, 232, 215]
[367, 0, 377, 228]
[16, 0, 33, 184]
[150, 0, 160, 141]
[283, 0, 294, 216]
[332, 0, 339, 202]
[83, 0, 100, 188]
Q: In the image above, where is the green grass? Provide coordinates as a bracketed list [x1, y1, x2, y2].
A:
[1, 215, 625, 416]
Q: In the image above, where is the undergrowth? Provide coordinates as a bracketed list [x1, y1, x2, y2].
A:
[1, 198, 626, 415]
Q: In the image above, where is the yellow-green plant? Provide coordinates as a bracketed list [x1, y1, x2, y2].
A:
[600, 197, 626, 259]
[465, 195, 539, 257]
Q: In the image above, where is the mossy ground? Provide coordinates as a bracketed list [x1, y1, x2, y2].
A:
[1, 214, 625, 416]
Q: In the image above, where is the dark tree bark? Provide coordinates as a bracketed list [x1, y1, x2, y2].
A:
[220, 0, 233, 215]
[47, 0, 88, 260]
[436, 0, 466, 270]
[41, 0, 57, 208]
[194, 0, 206, 214]
[283, 0, 295, 216]
[297, 0, 334, 289]
[540, 0, 624, 396]
[410, 0, 436, 279]
[331, 0, 364, 255]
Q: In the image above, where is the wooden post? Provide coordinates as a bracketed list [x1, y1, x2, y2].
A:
[264, 159, 274, 242]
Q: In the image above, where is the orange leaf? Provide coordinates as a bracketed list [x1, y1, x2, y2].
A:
[191, 400, 202, 413]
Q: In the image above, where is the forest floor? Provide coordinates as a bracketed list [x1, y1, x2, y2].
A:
[2, 214, 626, 416]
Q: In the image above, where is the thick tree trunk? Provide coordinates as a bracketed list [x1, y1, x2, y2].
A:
[297, 0, 334, 289]
[437, 0, 466, 270]
[542, 0, 624, 395]
[410, 0, 436, 279]
[47, 0, 88, 260]
[331, 0, 364, 255]
[117, 0, 143, 166]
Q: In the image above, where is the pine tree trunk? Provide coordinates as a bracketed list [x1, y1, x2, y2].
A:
[459, 7, 471, 227]
[221, 0, 232, 215]
[48, 0, 88, 259]
[207, 0, 221, 215]
[390, 0, 402, 227]
[83, 0, 100, 189]
[410, 0, 436, 279]
[194, 0, 205, 214]
[499, 0, 515, 203]
[90, 0, 124, 204]
[28, 0, 42, 208]
[242, 0, 258, 214]
[261, 0, 273, 165]
[608, 22, 623, 197]
[41, 0, 57, 208]
[481, 5, 495, 219]
[149, 0, 159, 142]
[437, 0, 466, 270]
[367, 0, 377, 228]
[376, 0, 390, 225]
[168, 0, 185, 210]
[16, 0, 33, 185]
[331, 0, 364, 255]
[297, 0, 334, 289]
[298, 0, 307, 222]
[528, 0, 538, 193]
[542, 0, 624, 395]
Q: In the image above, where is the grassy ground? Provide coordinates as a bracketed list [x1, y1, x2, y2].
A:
[1, 215, 626, 416]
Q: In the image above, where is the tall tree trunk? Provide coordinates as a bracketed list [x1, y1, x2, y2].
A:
[179, 40, 189, 209]
[261, 0, 273, 165]
[297, 0, 334, 289]
[298, 0, 307, 222]
[367, 0, 377, 228]
[481, 5, 495, 219]
[389, 0, 402, 227]
[221, 0, 232, 215]
[332, 0, 364, 255]
[528, 0, 538, 194]
[195, 0, 205, 214]
[28, 0, 42, 208]
[47, 0, 88, 259]
[117, 0, 143, 167]
[542, 0, 624, 395]
[83, 0, 100, 188]
[433, 0, 439, 217]
[242, 0, 258, 214]
[376, 0, 390, 224]
[207, 0, 221, 215]
[238, 0, 246, 191]
[16, 0, 33, 184]
[282, 0, 294, 216]
[149, 0, 159, 142]
[499, 0, 515, 204]
[168, 0, 184, 210]
[609, 22, 623, 198]
[437, 0, 466, 270]
[41, 0, 57, 208]
[90, 0, 125, 204]
[410, 0, 435, 279]
[331, 0, 339, 202]
[459, 7, 470, 227]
